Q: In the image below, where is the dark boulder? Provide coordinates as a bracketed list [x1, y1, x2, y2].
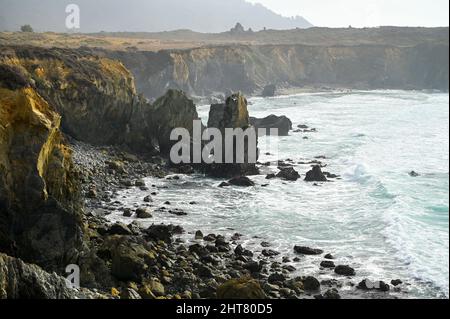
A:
[249, 114, 292, 136]
[276, 167, 300, 181]
[302, 276, 321, 291]
[334, 265, 356, 276]
[320, 261, 336, 269]
[294, 246, 324, 255]
[107, 222, 133, 236]
[144, 224, 183, 243]
[391, 279, 403, 286]
[305, 165, 328, 182]
[228, 176, 255, 187]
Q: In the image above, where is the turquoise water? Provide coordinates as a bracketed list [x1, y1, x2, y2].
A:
[111, 90, 449, 298]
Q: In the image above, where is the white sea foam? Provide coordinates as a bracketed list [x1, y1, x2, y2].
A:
[108, 90, 449, 298]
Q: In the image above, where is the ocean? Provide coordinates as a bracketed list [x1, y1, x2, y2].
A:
[109, 90, 449, 298]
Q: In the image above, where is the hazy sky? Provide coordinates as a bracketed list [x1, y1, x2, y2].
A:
[248, 0, 449, 27]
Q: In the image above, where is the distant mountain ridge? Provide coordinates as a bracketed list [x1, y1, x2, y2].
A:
[0, 0, 313, 33]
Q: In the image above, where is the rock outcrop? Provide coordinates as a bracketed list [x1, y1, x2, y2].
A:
[205, 93, 259, 177]
[149, 89, 200, 155]
[0, 83, 84, 270]
[0, 46, 200, 156]
[250, 115, 292, 136]
[0, 253, 107, 299]
[305, 165, 328, 182]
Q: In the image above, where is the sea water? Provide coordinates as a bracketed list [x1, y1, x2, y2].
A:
[109, 90, 449, 299]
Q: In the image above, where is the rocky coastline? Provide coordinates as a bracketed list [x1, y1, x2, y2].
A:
[0, 44, 409, 299]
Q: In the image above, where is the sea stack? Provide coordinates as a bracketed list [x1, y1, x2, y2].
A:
[205, 93, 259, 177]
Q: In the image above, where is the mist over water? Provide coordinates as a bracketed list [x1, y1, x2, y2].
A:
[109, 90, 449, 298]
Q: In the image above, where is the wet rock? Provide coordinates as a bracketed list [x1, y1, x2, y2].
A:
[302, 276, 321, 291]
[409, 171, 420, 177]
[294, 246, 324, 255]
[391, 279, 403, 286]
[121, 179, 134, 187]
[122, 208, 133, 217]
[323, 172, 339, 179]
[243, 261, 262, 273]
[305, 165, 328, 182]
[250, 114, 292, 136]
[219, 182, 230, 187]
[189, 244, 210, 258]
[261, 242, 271, 248]
[135, 179, 146, 187]
[143, 195, 153, 203]
[276, 167, 300, 181]
[324, 253, 335, 260]
[203, 234, 217, 242]
[262, 249, 280, 257]
[268, 273, 285, 284]
[320, 261, 336, 269]
[195, 230, 204, 240]
[323, 288, 341, 299]
[235, 244, 253, 257]
[357, 279, 390, 292]
[334, 265, 356, 276]
[266, 173, 276, 179]
[145, 224, 183, 243]
[217, 277, 266, 299]
[135, 207, 152, 219]
[107, 222, 133, 236]
[168, 208, 188, 216]
[228, 176, 255, 187]
[282, 265, 296, 272]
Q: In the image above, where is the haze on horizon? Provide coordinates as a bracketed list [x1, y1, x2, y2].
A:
[248, 0, 449, 28]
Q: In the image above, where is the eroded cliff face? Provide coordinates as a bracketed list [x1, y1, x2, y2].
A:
[0, 47, 200, 272]
[104, 43, 449, 99]
[0, 85, 84, 270]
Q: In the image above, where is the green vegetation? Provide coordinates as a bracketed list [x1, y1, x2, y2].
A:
[20, 25, 34, 33]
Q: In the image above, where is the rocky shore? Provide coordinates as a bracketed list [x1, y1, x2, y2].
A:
[0, 44, 408, 299]
[62, 138, 406, 300]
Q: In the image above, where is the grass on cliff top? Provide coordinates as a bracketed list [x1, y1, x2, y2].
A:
[1, 26, 448, 52]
